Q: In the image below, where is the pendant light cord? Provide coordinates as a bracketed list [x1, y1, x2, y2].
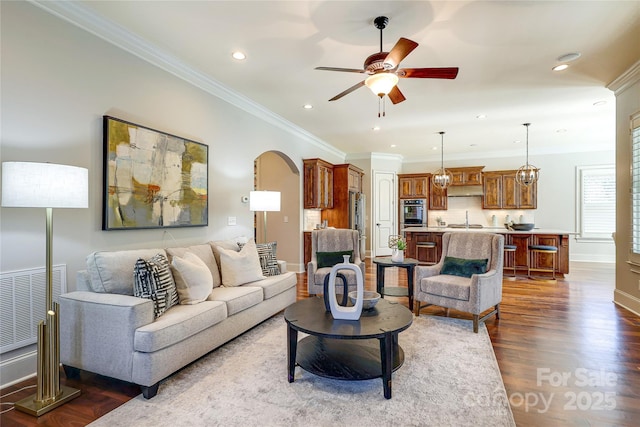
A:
[523, 123, 530, 166]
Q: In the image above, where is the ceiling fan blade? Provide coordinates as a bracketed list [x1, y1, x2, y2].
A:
[398, 67, 459, 79]
[384, 38, 419, 69]
[316, 67, 366, 73]
[328, 81, 366, 101]
[388, 86, 406, 104]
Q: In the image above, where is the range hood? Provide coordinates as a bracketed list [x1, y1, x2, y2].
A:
[447, 185, 484, 197]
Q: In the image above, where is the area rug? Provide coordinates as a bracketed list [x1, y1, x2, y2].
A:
[89, 312, 515, 427]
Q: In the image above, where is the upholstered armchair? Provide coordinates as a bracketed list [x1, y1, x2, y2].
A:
[414, 232, 504, 333]
[307, 228, 365, 296]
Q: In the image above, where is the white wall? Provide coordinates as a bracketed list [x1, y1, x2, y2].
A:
[401, 150, 616, 263]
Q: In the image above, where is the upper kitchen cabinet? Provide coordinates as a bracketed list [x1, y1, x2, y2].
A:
[482, 172, 503, 209]
[449, 166, 484, 186]
[483, 170, 537, 209]
[398, 174, 428, 199]
[346, 164, 364, 193]
[303, 158, 334, 209]
[426, 173, 447, 210]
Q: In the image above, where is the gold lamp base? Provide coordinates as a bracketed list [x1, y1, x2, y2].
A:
[15, 385, 81, 417]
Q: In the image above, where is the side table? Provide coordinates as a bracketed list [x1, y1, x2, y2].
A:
[372, 257, 419, 310]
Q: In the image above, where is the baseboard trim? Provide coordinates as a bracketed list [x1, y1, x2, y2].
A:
[1, 350, 37, 388]
[613, 289, 640, 317]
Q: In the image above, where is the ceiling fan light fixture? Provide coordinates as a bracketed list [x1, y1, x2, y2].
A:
[365, 73, 399, 97]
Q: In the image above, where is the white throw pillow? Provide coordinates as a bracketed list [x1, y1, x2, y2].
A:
[217, 239, 265, 287]
[171, 251, 214, 304]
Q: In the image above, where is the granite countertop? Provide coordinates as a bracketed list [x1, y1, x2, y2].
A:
[401, 226, 577, 235]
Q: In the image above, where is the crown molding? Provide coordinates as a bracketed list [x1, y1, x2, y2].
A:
[608, 59, 640, 94]
[28, 0, 345, 160]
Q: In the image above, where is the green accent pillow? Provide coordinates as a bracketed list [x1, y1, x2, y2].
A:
[316, 250, 354, 268]
[441, 256, 488, 278]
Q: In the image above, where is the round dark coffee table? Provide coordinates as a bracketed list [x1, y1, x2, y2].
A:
[284, 297, 412, 399]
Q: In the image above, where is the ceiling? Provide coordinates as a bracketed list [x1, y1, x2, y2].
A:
[42, 1, 640, 162]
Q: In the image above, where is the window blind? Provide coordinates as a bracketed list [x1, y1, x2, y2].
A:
[632, 114, 640, 253]
[578, 165, 615, 240]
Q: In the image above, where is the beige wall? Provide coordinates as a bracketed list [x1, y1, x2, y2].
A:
[254, 152, 301, 266]
[611, 60, 640, 316]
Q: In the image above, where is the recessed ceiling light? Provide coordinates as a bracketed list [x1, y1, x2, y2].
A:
[476, 114, 486, 119]
[556, 128, 567, 133]
[593, 100, 607, 107]
[303, 104, 313, 109]
[432, 146, 438, 150]
[390, 144, 397, 148]
[470, 143, 477, 147]
[513, 140, 521, 144]
[231, 51, 246, 60]
[552, 64, 569, 71]
[557, 52, 581, 62]
[372, 126, 381, 131]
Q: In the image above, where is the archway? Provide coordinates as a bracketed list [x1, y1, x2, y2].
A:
[254, 151, 301, 271]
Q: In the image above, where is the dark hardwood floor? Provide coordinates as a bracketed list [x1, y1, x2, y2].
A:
[2, 260, 639, 426]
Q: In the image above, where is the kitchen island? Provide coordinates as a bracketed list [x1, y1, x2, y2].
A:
[402, 227, 573, 277]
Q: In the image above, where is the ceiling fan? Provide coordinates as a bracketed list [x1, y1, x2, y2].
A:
[316, 16, 459, 115]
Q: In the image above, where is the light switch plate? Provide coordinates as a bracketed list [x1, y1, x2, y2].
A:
[228, 216, 236, 226]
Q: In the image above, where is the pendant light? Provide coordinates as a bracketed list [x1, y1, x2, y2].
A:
[432, 131, 452, 190]
[515, 123, 539, 187]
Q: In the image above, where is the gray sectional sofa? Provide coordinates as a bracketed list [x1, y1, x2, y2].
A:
[59, 239, 296, 398]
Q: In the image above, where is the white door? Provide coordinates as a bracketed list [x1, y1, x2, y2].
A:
[373, 170, 396, 256]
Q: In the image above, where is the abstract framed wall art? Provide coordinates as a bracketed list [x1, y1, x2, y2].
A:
[103, 116, 208, 230]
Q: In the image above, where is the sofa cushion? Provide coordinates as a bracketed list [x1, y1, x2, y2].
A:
[166, 244, 221, 288]
[133, 253, 179, 318]
[421, 275, 471, 301]
[171, 252, 214, 305]
[255, 242, 281, 277]
[134, 300, 227, 353]
[87, 248, 166, 295]
[250, 271, 296, 300]
[216, 239, 266, 287]
[207, 286, 263, 316]
[441, 256, 488, 278]
[316, 250, 354, 268]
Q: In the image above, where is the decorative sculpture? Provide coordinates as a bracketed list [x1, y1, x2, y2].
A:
[327, 255, 364, 320]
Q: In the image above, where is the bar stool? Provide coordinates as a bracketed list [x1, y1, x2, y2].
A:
[527, 244, 558, 282]
[503, 244, 517, 280]
[415, 241, 437, 265]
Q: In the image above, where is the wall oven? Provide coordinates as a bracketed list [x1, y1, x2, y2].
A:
[400, 199, 427, 229]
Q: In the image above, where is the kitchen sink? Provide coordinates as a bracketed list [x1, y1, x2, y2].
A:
[448, 224, 484, 229]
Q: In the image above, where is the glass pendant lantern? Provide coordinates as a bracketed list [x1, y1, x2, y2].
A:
[515, 123, 539, 187]
[432, 131, 452, 190]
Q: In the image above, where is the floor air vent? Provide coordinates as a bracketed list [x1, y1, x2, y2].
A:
[0, 265, 66, 354]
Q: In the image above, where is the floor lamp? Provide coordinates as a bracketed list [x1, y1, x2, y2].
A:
[249, 191, 281, 243]
[1, 162, 88, 416]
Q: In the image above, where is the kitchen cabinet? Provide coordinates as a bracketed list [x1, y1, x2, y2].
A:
[347, 165, 363, 192]
[322, 163, 364, 229]
[398, 174, 428, 198]
[428, 178, 448, 210]
[449, 166, 484, 186]
[405, 231, 443, 264]
[482, 170, 537, 209]
[303, 158, 333, 209]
